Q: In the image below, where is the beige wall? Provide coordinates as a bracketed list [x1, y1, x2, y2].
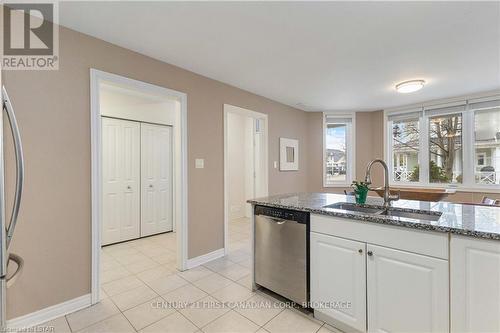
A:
[306, 112, 324, 191]
[3, 26, 312, 319]
[355, 111, 385, 188]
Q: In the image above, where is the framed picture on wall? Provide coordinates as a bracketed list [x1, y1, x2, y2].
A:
[280, 138, 299, 171]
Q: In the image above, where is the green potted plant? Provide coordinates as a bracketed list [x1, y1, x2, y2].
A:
[351, 180, 370, 204]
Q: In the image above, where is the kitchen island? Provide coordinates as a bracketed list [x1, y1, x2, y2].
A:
[249, 193, 500, 333]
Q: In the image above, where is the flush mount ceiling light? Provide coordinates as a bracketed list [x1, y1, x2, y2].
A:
[396, 80, 425, 93]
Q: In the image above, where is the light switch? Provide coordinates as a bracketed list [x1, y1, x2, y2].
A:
[273, 161, 278, 169]
[195, 158, 204, 169]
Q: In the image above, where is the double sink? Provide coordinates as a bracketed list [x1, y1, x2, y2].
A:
[324, 202, 442, 222]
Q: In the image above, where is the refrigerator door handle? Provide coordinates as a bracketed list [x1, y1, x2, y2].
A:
[6, 253, 23, 287]
[2, 86, 25, 250]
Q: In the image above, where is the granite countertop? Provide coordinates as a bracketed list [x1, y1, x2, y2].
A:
[248, 192, 500, 240]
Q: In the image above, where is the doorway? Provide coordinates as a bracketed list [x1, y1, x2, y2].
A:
[223, 104, 268, 256]
[101, 118, 173, 245]
[90, 70, 188, 304]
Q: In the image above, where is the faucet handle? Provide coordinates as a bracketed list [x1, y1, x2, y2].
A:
[389, 190, 400, 202]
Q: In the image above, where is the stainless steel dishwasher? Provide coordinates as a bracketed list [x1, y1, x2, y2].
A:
[254, 205, 309, 305]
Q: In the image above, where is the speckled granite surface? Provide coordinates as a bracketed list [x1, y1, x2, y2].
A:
[248, 192, 500, 240]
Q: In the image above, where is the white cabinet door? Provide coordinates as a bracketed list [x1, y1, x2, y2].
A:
[367, 244, 448, 333]
[141, 123, 173, 236]
[451, 235, 500, 333]
[311, 232, 366, 333]
[102, 118, 140, 245]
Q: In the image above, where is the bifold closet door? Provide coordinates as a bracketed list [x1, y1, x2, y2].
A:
[141, 123, 173, 236]
[102, 118, 141, 245]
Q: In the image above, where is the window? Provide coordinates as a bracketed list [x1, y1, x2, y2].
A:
[386, 95, 500, 189]
[476, 153, 485, 167]
[473, 104, 500, 185]
[429, 113, 462, 184]
[390, 117, 419, 182]
[323, 114, 354, 186]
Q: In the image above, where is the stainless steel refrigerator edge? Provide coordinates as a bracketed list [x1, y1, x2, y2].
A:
[1, 86, 25, 328]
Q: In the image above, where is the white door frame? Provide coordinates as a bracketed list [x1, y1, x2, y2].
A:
[223, 104, 268, 255]
[90, 69, 188, 304]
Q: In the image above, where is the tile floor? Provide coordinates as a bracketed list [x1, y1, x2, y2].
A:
[41, 217, 342, 333]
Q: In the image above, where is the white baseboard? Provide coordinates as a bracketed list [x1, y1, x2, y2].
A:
[186, 248, 225, 269]
[7, 293, 91, 329]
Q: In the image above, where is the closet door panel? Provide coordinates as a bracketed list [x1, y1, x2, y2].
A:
[141, 124, 158, 237]
[141, 123, 173, 236]
[157, 126, 172, 233]
[102, 118, 122, 245]
[102, 118, 140, 245]
[120, 121, 140, 240]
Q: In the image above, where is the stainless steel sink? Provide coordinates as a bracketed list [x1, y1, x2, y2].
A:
[377, 209, 442, 221]
[324, 202, 442, 221]
[324, 202, 382, 214]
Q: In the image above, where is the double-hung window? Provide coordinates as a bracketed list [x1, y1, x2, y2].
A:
[386, 95, 500, 189]
[425, 103, 464, 184]
[388, 110, 421, 183]
[323, 113, 355, 187]
[470, 97, 500, 185]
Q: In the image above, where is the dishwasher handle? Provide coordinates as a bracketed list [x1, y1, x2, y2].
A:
[269, 217, 287, 225]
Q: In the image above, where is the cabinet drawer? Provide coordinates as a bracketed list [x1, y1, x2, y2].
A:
[311, 214, 448, 259]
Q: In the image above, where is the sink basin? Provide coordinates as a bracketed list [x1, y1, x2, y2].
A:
[324, 202, 382, 214]
[324, 202, 442, 221]
[377, 209, 442, 221]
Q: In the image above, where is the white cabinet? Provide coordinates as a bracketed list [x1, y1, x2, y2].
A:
[102, 118, 173, 245]
[310, 215, 449, 333]
[102, 118, 140, 245]
[141, 123, 173, 236]
[311, 232, 366, 333]
[367, 244, 449, 333]
[451, 235, 500, 333]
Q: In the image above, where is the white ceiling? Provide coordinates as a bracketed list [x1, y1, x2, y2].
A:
[59, 1, 500, 112]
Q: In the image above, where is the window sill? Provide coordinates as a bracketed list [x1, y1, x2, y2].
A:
[389, 182, 500, 194]
[323, 183, 351, 188]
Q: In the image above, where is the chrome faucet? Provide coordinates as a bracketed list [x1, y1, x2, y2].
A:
[364, 159, 400, 208]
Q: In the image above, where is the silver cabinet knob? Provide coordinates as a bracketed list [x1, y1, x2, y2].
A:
[149, 184, 153, 188]
[127, 185, 131, 190]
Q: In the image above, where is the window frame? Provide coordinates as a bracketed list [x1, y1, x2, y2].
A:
[323, 112, 356, 187]
[387, 114, 422, 183]
[427, 110, 464, 185]
[385, 94, 500, 192]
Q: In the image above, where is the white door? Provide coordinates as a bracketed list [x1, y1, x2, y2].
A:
[451, 235, 500, 333]
[367, 244, 448, 333]
[311, 232, 367, 333]
[141, 123, 173, 236]
[102, 117, 140, 245]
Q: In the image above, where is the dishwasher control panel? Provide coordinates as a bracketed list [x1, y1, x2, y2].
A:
[254, 205, 309, 224]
